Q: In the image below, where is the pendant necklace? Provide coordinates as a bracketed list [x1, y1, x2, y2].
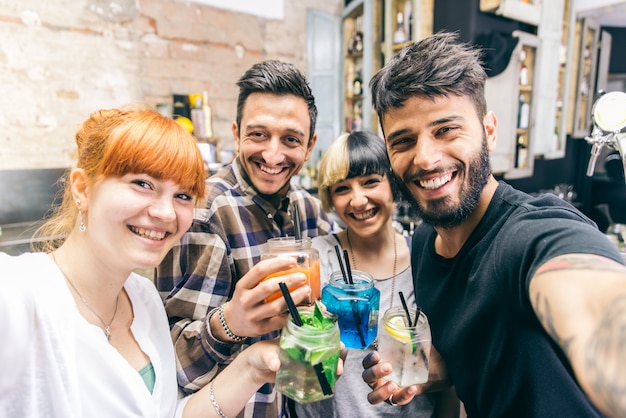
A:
[51, 252, 119, 342]
[346, 228, 397, 309]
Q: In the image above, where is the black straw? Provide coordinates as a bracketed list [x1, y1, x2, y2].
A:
[335, 246, 365, 346]
[343, 250, 353, 284]
[414, 305, 422, 328]
[399, 291, 415, 327]
[314, 363, 333, 395]
[334, 245, 349, 284]
[292, 204, 302, 240]
[280, 282, 303, 326]
[352, 303, 367, 348]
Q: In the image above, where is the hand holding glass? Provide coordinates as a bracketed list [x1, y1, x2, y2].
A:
[378, 306, 431, 386]
[261, 237, 320, 305]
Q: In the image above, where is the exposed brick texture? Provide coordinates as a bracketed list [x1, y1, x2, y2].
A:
[0, 0, 342, 169]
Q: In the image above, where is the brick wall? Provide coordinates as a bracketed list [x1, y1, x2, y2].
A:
[0, 0, 342, 170]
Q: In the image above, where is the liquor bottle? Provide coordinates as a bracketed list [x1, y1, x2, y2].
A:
[353, 64, 363, 97]
[353, 101, 363, 130]
[515, 135, 528, 168]
[190, 96, 206, 139]
[404, 0, 413, 40]
[517, 94, 529, 129]
[202, 91, 213, 139]
[393, 12, 407, 44]
[345, 59, 355, 98]
[348, 27, 357, 54]
[519, 50, 529, 86]
[353, 16, 363, 53]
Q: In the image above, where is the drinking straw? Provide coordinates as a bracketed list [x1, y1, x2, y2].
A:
[342, 250, 353, 284]
[334, 245, 349, 284]
[337, 248, 366, 346]
[414, 305, 422, 328]
[292, 204, 306, 264]
[280, 282, 303, 326]
[279, 282, 332, 395]
[351, 302, 367, 348]
[292, 203, 302, 240]
[399, 291, 415, 327]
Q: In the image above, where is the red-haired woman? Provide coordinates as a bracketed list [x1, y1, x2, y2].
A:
[0, 106, 317, 417]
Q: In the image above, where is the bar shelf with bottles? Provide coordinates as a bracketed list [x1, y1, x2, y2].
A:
[568, 18, 601, 138]
[391, 0, 413, 52]
[341, 0, 431, 134]
[547, 0, 571, 159]
[514, 46, 533, 170]
[485, 30, 539, 179]
[343, 2, 366, 132]
[382, 0, 427, 60]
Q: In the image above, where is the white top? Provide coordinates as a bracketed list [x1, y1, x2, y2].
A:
[0, 252, 189, 418]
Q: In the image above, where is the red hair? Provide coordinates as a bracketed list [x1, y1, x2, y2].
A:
[33, 105, 206, 252]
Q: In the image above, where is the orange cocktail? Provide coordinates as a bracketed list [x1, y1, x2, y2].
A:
[263, 259, 320, 304]
[261, 237, 320, 305]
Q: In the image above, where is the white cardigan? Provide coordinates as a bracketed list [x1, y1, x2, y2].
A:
[0, 252, 189, 417]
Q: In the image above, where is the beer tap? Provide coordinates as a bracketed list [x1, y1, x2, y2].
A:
[584, 91, 626, 184]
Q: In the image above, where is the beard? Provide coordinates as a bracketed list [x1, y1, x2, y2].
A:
[398, 137, 491, 229]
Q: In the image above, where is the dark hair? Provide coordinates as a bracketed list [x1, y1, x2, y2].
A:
[235, 60, 318, 142]
[317, 130, 402, 212]
[370, 31, 488, 131]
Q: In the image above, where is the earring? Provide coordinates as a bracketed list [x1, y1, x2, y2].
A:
[76, 200, 86, 232]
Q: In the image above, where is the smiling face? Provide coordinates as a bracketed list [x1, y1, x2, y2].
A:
[83, 173, 195, 271]
[330, 173, 395, 238]
[233, 92, 316, 196]
[382, 94, 496, 229]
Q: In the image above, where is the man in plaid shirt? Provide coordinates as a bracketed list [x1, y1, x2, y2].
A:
[156, 60, 336, 418]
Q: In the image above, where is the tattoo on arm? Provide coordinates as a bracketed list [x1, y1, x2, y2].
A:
[532, 254, 626, 416]
[532, 291, 573, 357]
[534, 254, 623, 278]
[586, 296, 626, 416]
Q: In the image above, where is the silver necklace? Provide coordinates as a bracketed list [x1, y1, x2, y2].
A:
[51, 252, 119, 342]
[346, 228, 397, 309]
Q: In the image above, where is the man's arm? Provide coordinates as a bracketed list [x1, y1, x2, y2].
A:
[157, 227, 312, 393]
[157, 229, 237, 392]
[529, 253, 626, 418]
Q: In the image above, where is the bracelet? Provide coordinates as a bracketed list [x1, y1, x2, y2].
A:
[209, 381, 228, 418]
[218, 303, 246, 342]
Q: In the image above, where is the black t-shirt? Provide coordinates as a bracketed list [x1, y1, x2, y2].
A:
[411, 182, 623, 418]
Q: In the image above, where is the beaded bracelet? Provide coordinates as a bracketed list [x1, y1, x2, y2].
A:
[209, 381, 228, 418]
[218, 303, 246, 342]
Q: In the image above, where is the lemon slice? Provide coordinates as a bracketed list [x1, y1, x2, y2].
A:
[384, 316, 412, 342]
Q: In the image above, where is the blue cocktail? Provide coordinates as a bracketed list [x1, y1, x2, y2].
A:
[321, 270, 380, 349]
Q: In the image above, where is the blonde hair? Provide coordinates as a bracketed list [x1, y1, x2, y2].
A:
[317, 133, 350, 213]
[33, 105, 206, 252]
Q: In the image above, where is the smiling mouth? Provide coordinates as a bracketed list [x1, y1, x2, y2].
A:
[418, 172, 454, 190]
[129, 226, 167, 241]
[351, 208, 378, 220]
[257, 162, 288, 175]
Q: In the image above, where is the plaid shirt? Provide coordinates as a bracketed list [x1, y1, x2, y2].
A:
[156, 158, 335, 418]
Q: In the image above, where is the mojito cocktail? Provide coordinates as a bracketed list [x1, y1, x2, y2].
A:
[276, 303, 340, 404]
